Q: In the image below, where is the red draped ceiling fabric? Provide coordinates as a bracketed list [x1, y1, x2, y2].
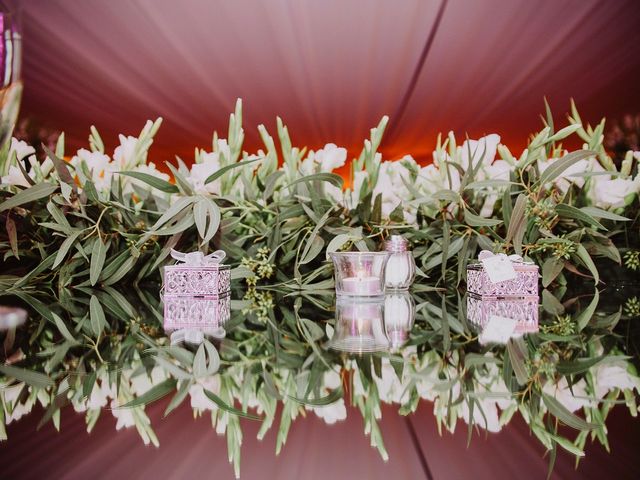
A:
[19, 0, 640, 167]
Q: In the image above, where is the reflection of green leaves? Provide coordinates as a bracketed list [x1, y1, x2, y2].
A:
[576, 290, 599, 331]
[118, 379, 177, 409]
[0, 365, 54, 389]
[203, 389, 262, 420]
[542, 393, 598, 431]
[288, 386, 343, 406]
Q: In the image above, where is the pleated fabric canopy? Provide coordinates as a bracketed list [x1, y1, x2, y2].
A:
[18, 0, 640, 164]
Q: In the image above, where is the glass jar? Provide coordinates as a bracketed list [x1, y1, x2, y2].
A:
[383, 235, 415, 290]
[329, 251, 390, 297]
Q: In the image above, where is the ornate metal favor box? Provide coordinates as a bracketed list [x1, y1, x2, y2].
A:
[466, 251, 538, 298]
[163, 249, 231, 297]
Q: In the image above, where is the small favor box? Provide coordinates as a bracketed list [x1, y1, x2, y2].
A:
[466, 251, 538, 298]
[163, 249, 231, 297]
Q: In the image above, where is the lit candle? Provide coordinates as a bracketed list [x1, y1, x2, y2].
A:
[342, 271, 382, 296]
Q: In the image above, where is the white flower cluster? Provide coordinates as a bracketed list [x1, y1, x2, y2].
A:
[3, 121, 639, 220]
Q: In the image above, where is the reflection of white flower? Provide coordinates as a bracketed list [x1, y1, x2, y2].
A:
[110, 399, 136, 430]
[308, 369, 347, 424]
[130, 367, 166, 396]
[592, 361, 640, 398]
[542, 377, 590, 413]
[189, 375, 222, 411]
[2, 382, 33, 423]
[373, 359, 407, 404]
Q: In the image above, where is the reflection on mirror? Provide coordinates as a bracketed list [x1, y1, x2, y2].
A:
[0, 285, 639, 478]
[467, 295, 539, 345]
[163, 295, 230, 346]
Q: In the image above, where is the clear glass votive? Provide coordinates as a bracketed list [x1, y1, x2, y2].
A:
[329, 251, 390, 297]
[330, 297, 389, 353]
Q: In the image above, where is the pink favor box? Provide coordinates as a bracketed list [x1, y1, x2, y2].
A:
[466, 294, 539, 334]
[466, 263, 538, 298]
[163, 265, 231, 297]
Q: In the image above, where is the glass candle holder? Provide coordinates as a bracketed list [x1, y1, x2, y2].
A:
[383, 235, 415, 290]
[384, 291, 415, 350]
[330, 297, 389, 353]
[329, 251, 390, 297]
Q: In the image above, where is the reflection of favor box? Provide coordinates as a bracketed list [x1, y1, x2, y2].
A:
[466, 263, 538, 298]
[163, 295, 231, 331]
[163, 265, 231, 297]
[466, 294, 539, 335]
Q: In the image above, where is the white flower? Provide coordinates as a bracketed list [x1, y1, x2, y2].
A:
[188, 151, 222, 195]
[299, 143, 347, 176]
[537, 155, 603, 194]
[591, 176, 639, 209]
[113, 134, 141, 170]
[189, 375, 221, 411]
[215, 139, 231, 163]
[542, 377, 590, 413]
[1, 139, 40, 187]
[373, 156, 417, 221]
[1, 162, 31, 187]
[10, 138, 36, 161]
[457, 134, 501, 173]
[71, 148, 113, 191]
[125, 162, 170, 195]
[346, 170, 369, 209]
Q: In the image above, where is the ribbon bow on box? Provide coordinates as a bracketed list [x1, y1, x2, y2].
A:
[170, 249, 226, 266]
[170, 327, 226, 346]
[478, 250, 523, 263]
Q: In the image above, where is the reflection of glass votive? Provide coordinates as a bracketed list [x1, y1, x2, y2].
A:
[329, 252, 390, 297]
[163, 295, 230, 344]
[0, 306, 27, 330]
[330, 298, 389, 353]
[384, 292, 415, 349]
